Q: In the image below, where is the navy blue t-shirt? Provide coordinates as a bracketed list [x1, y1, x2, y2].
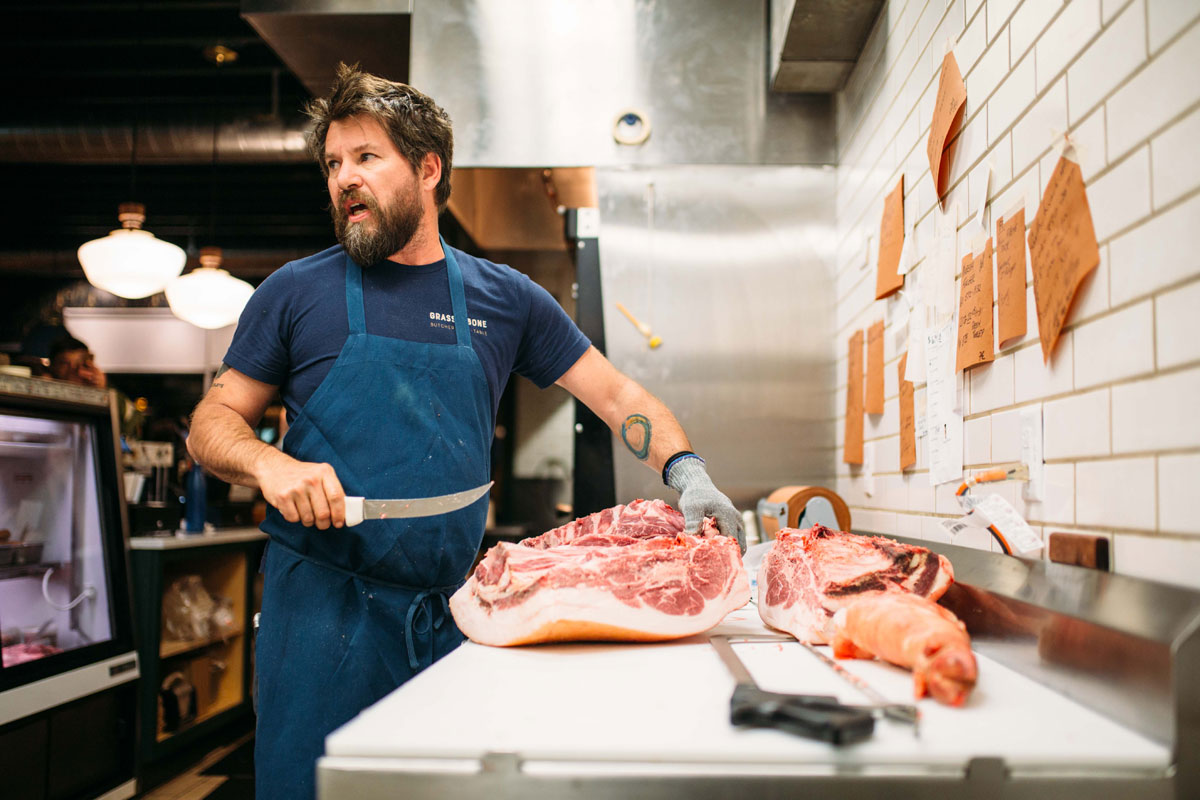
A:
[223, 244, 591, 425]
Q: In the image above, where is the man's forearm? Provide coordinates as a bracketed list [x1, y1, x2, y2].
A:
[603, 381, 691, 474]
[188, 402, 287, 488]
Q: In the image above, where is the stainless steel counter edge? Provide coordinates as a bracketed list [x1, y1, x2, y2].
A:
[317, 753, 1174, 800]
[129, 528, 268, 549]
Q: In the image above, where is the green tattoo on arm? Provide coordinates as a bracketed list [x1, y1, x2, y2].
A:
[621, 414, 652, 460]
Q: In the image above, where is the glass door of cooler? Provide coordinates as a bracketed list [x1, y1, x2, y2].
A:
[0, 392, 135, 693]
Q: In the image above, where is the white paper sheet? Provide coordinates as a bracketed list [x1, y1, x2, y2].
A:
[915, 388, 928, 439]
[897, 219, 917, 275]
[924, 319, 963, 486]
[930, 203, 959, 326]
[1021, 406, 1045, 502]
[968, 160, 993, 237]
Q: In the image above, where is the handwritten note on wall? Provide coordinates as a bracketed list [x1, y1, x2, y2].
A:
[1029, 156, 1100, 362]
[996, 208, 1028, 348]
[899, 353, 916, 471]
[866, 320, 885, 414]
[956, 239, 996, 371]
[876, 176, 906, 299]
[844, 329, 865, 465]
[925, 320, 963, 486]
[926, 52, 967, 205]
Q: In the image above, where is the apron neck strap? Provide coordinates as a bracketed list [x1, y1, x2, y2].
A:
[441, 237, 472, 348]
[342, 239, 472, 347]
[344, 256, 367, 335]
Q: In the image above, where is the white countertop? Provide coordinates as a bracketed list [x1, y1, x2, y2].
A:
[322, 603, 1170, 778]
[129, 527, 267, 550]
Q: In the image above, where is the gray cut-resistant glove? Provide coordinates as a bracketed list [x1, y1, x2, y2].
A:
[667, 457, 746, 554]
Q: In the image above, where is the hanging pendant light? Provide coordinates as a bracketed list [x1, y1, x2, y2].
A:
[77, 202, 187, 298]
[166, 247, 254, 329]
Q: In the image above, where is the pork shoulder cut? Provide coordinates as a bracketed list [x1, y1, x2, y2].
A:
[450, 499, 749, 646]
[831, 592, 977, 706]
[758, 524, 954, 644]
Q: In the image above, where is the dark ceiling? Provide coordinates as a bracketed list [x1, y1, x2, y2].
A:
[2, 0, 405, 279]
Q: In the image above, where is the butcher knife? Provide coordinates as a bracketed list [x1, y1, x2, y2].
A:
[344, 481, 493, 526]
[709, 635, 875, 745]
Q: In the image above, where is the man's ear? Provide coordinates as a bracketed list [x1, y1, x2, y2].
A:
[421, 152, 442, 192]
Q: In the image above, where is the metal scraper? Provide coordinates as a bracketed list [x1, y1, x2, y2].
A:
[344, 481, 493, 526]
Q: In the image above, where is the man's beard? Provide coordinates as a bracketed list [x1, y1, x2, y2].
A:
[331, 187, 422, 267]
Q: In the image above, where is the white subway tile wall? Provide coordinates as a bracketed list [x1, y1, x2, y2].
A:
[830, 0, 1200, 588]
[1159, 453, 1200, 535]
[1072, 300, 1154, 388]
[1043, 388, 1111, 458]
[1156, 280, 1200, 369]
[1151, 105, 1200, 208]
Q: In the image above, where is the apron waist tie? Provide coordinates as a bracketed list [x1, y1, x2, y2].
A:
[268, 538, 462, 672]
[405, 590, 452, 672]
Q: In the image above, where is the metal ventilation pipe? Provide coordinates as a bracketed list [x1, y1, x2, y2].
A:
[0, 117, 311, 164]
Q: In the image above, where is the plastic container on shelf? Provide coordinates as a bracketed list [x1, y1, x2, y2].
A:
[184, 465, 207, 535]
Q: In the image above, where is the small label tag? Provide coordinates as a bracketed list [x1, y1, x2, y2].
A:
[970, 494, 1042, 553]
[939, 517, 974, 538]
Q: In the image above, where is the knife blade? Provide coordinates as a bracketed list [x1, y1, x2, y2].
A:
[343, 481, 493, 526]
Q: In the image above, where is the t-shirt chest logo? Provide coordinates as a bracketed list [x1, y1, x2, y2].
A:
[429, 310, 488, 334]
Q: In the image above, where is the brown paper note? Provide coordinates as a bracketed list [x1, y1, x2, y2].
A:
[926, 51, 967, 206]
[956, 239, 996, 372]
[875, 176, 906, 299]
[899, 353, 916, 471]
[1029, 156, 1101, 362]
[996, 208, 1028, 348]
[866, 320, 885, 414]
[844, 329, 864, 465]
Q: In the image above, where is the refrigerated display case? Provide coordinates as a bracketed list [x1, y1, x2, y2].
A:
[0, 374, 139, 800]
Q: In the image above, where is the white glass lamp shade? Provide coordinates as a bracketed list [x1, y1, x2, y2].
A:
[77, 204, 187, 299]
[166, 267, 255, 330]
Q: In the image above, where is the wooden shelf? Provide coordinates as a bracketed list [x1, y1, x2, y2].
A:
[159, 627, 245, 659]
[133, 536, 264, 763]
[156, 694, 241, 742]
[0, 561, 60, 581]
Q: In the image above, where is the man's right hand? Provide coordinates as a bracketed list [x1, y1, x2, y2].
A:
[255, 452, 347, 529]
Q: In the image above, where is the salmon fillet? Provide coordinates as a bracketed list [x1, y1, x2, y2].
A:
[831, 593, 978, 706]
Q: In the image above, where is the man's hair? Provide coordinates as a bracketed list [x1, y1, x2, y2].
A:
[49, 336, 89, 364]
[304, 63, 454, 210]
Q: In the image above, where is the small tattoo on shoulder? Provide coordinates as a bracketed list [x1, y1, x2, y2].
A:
[621, 414, 652, 460]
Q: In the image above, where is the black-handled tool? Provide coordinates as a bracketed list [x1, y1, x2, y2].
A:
[710, 635, 875, 745]
[729, 684, 875, 745]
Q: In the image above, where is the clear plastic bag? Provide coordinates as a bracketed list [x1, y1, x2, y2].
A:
[162, 575, 216, 641]
[210, 595, 237, 638]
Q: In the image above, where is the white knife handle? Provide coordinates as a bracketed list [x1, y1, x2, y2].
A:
[344, 496, 365, 527]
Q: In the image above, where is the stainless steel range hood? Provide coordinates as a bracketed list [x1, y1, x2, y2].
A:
[242, 0, 414, 95]
[770, 0, 887, 92]
[242, 0, 875, 168]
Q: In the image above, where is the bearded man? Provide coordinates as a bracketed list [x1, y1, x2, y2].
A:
[186, 63, 743, 800]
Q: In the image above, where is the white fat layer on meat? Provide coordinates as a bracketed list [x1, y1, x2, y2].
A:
[449, 572, 750, 647]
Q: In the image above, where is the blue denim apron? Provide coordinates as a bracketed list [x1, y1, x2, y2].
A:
[254, 241, 491, 800]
